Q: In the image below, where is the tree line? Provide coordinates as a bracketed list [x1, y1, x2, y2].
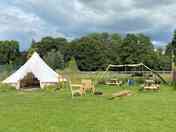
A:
[0, 31, 174, 71]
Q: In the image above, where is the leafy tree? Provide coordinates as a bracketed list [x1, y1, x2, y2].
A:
[165, 42, 172, 56]
[44, 50, 64, 70]
[0, 40, 20, 64]
[88, 32, 123, 65]
[25, 32, 172, 71]
[28, 37, 68, 58]
[120, 33, 154, 65]
[170, 30, 176, 81]
[73, 36, 109, 71]
[107, 33, 123, 65]
[171, 30, 176, 49]
[166, 31, 176, 58]
[13, 51, 27, 69]
[150, 49, 171, 71]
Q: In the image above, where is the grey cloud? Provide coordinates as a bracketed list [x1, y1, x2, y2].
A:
[0, 5, 66, 50]
[0, 0, 176, 50]
[134, 0, 175, 9]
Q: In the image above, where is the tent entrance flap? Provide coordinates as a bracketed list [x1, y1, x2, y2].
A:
[20, 72, 40, 88]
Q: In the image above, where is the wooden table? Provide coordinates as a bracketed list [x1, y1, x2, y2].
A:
[106, 79, 122, 86]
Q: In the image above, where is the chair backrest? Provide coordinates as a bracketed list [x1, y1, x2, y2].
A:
[69, 79, 82, 91]
[81, 79, 92, 89]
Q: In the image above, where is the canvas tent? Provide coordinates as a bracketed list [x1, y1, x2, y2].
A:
[2, 52, 59, 89]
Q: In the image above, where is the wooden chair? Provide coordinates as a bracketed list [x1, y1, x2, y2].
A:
[69, 80, 84, 98]
[81, 79, 95, 94]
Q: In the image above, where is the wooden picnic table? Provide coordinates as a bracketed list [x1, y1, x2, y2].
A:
[143, 80, 160, 91]
[105, 79, 122, 86]
[144, 84, 160, 91]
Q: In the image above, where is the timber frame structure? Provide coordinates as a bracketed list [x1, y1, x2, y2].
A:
[98, 63, 167, 84]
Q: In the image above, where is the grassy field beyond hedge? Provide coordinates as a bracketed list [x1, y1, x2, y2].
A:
[0, 85, 176, 132]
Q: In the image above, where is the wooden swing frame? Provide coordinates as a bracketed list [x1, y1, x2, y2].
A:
[96, 63, 167, 85]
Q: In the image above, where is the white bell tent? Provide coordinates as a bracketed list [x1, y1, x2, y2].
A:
[2, 52, 59, 89]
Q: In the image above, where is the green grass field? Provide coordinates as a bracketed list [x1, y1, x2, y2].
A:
[0, 84, 176, 132]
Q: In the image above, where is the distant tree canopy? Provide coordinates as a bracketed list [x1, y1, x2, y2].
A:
[166, 30, 176, 81]
[0, 32, 174, 71]
[120, 34, 154, 64]
[0, 40, 20, 64]
[166, 30, 176, 70]
[166, 30, 176, 57]
[27, 32, 173, 71]
[70, 33, 123, 70]
[28, 37, 68, 58]
[72, 36, 109, 71]
[44, 50, 64, 70]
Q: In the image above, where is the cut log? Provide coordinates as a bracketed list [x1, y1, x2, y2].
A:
[109, 90, 132, 100]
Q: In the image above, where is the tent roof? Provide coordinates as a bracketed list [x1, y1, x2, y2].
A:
[3, 52, 59, 83]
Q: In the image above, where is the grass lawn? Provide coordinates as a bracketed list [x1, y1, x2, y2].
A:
[0, 85, 176, 132]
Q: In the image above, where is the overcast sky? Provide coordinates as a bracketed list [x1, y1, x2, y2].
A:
[0, 0, 175, 50]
